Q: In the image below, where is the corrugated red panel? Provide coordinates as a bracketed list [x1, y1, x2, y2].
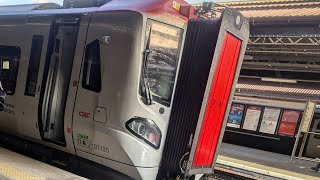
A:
[193, 33, 241, 167]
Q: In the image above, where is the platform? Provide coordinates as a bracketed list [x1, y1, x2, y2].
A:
[0, 147, 87, 180]
[216, 143, 320, 180]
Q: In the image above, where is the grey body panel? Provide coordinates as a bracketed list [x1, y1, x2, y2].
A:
[0, 14, 53, 140]
[72, 11, 183, 179]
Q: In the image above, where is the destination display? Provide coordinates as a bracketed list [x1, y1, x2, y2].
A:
[278, 110, 300, 136]
[227, 104, 245, 128]
[259, 107, 281, 134]
[242, 106, 262, 131]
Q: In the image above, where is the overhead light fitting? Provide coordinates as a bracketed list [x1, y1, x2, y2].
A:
[261, 78, 297, 84]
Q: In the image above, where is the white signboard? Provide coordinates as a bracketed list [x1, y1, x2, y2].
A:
[301, 100, 316, 133]
[243, 106, 262, 131]
[259, 107, 281, 134]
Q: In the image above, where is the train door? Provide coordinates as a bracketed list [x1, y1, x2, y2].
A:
[305, 116, 320, 158]
[41, 17, 79, 144]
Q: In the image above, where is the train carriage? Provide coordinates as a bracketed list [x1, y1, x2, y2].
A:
[0, 0, 249, 179]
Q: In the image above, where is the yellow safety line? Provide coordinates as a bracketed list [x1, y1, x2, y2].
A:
[217, 155, 319, 180]
[0, 162, 41, 180]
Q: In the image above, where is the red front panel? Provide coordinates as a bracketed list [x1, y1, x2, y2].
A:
[193, 33, 241, 167]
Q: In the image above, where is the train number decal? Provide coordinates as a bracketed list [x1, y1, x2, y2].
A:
[90, 143, 109, 153]
[77, 133, 109, 153]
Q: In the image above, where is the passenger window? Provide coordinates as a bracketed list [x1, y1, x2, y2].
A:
[0, 46, 21, 95]
[82, 40, 101, 92]
[25, 35, 44, 96]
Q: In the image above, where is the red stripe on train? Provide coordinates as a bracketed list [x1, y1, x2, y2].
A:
[193, 33, 241, 167]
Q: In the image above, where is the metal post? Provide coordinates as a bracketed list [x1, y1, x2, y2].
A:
[291, 100, 316, 162]
[290, 100, 309, 162]
[298, 134, 308, 157]
[291, 124, 303, 162]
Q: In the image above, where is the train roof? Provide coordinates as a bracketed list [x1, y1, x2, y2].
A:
[0, 3, 62, 13]
[0, 3, 89, 16]
[0, 0, 191, 18]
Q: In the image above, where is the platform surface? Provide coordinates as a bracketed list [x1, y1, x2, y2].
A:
[217, 143, 320, 180]
[0, 147, 87, 180]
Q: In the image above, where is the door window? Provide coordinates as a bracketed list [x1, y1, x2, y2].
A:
[25, 35, 44, 96]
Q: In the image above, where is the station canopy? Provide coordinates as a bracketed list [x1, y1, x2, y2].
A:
[195, 0, 320, 102]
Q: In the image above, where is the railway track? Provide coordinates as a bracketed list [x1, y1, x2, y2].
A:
[207, 171, 252, 180]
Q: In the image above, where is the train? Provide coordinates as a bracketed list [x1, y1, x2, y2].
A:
[0, 0, 249, 179]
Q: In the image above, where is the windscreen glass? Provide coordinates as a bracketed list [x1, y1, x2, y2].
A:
[142, 20, 183, 107]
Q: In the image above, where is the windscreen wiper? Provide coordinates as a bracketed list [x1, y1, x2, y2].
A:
[141, 26, 153, 105]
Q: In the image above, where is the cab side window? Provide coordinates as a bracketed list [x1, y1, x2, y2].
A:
[82, 40, 101, 92]
[0, 46, 21, 95]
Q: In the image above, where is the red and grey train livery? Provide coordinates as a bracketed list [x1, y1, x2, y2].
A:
[0, 0, 249, 179]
